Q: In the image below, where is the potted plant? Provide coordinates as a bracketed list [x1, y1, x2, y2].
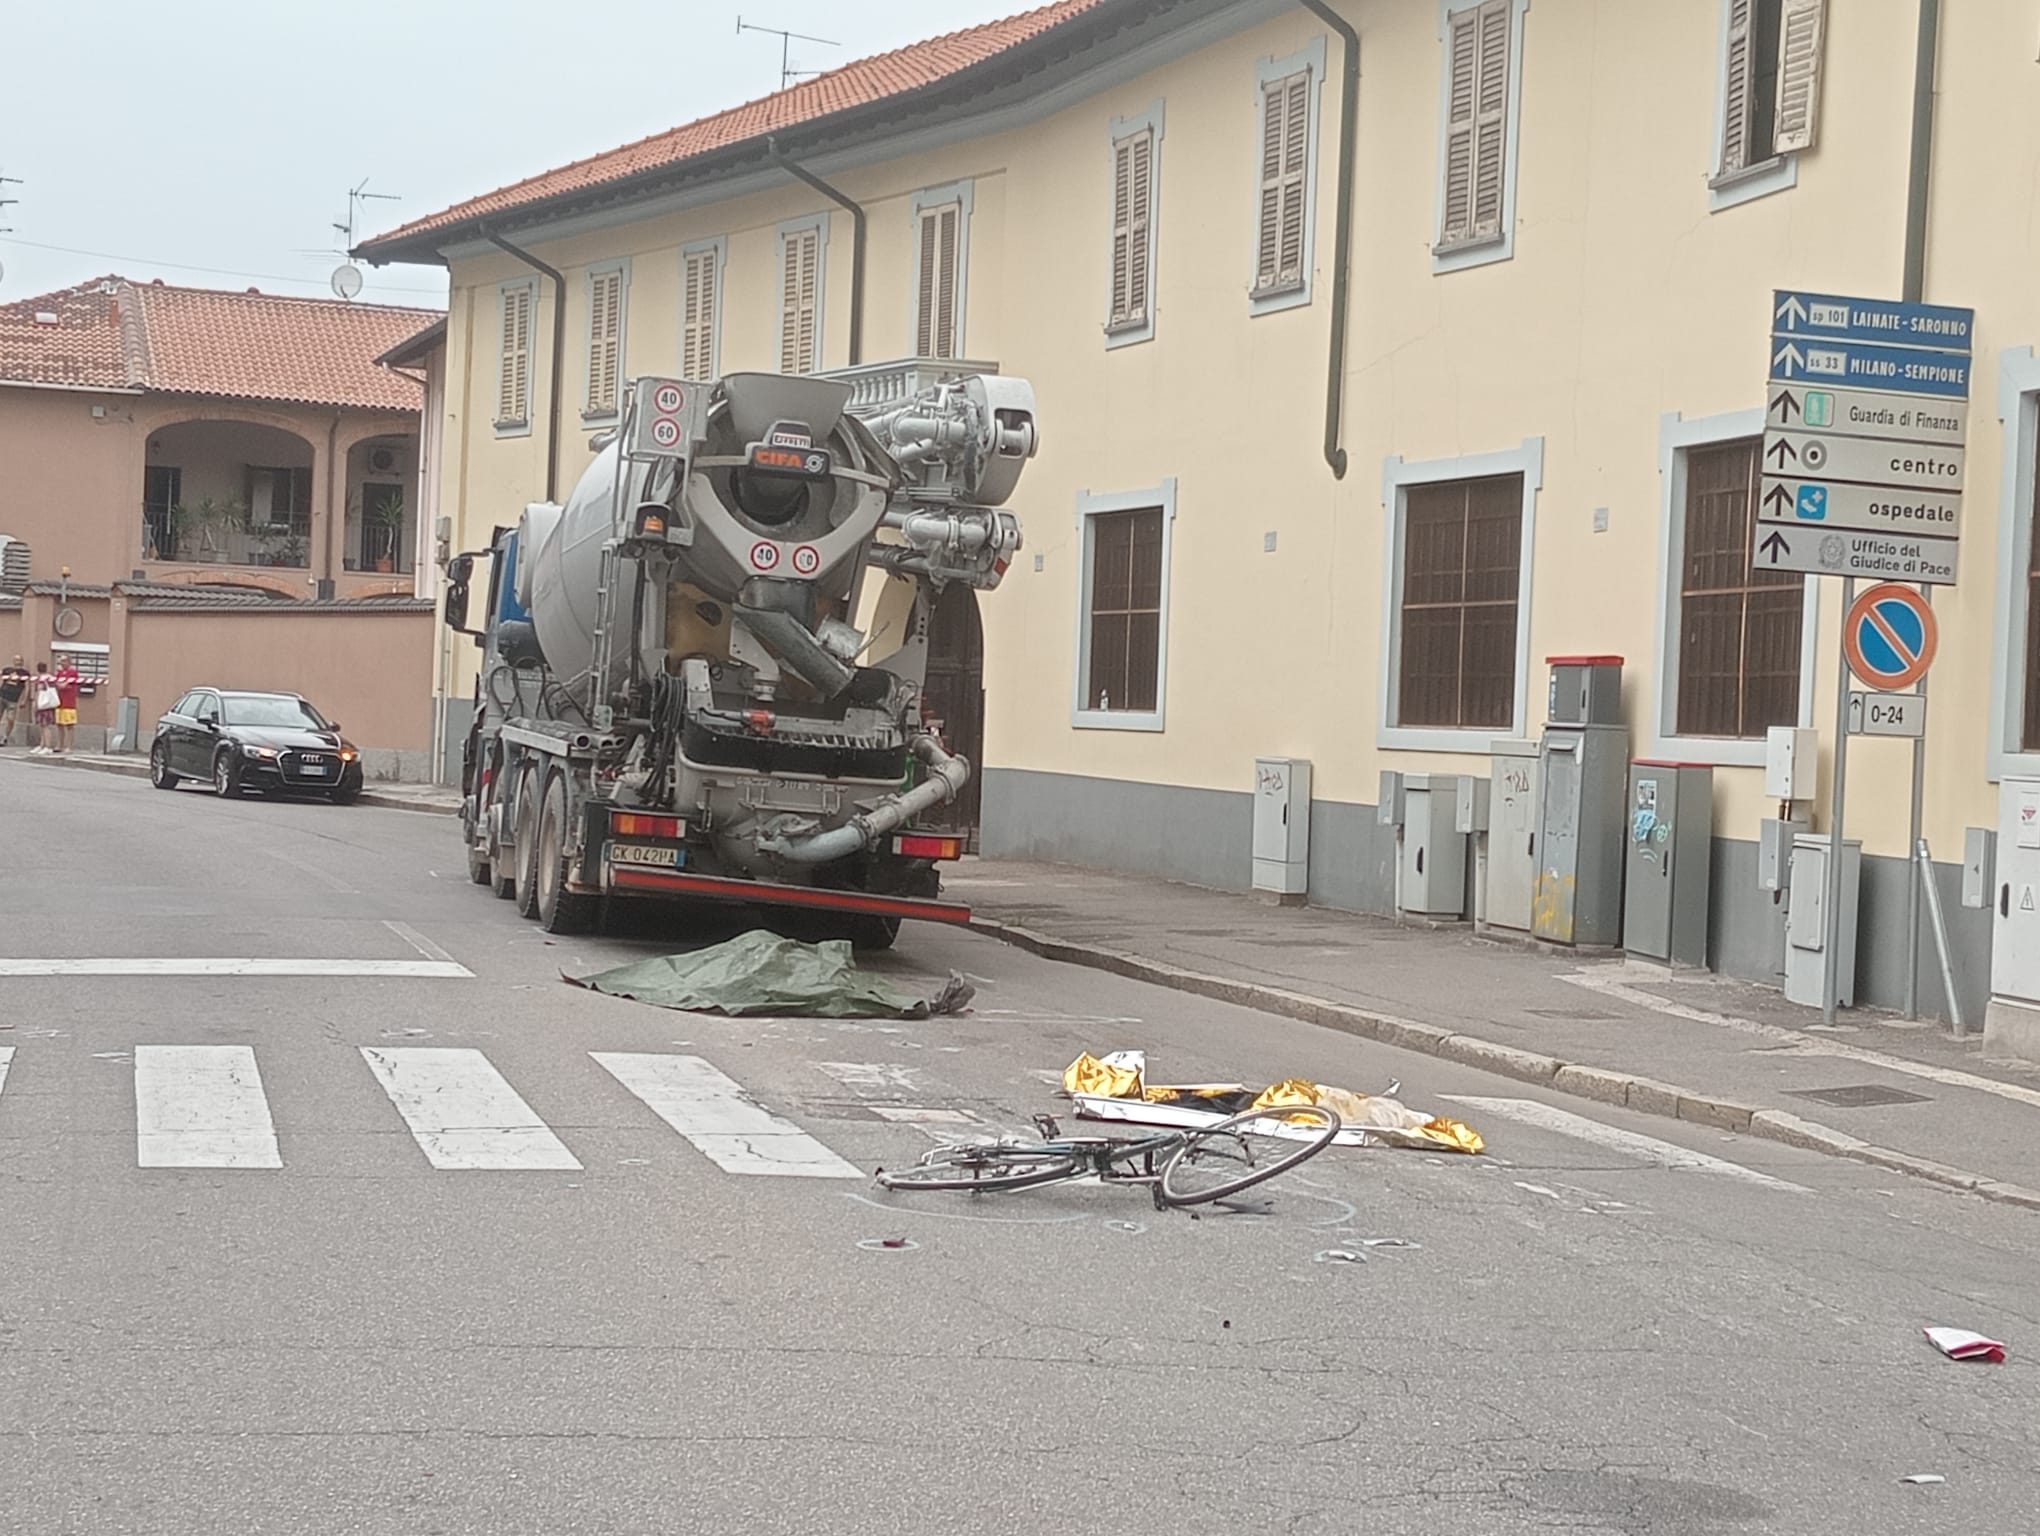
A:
[171, 495, 248, 561]
[276, 533, 309, 569]
[369, 489, 406, 574]
[246, 525, 279, 566]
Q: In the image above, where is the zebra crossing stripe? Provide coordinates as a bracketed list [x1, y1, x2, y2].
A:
[360, 1047, 582, 1171]
[592, 1052, 862, 1179]
[135, 1045, 283, 1169]
[0, 1045, 12, 1104]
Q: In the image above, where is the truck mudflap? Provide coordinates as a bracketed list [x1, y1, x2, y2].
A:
[607, 867, 971, 925]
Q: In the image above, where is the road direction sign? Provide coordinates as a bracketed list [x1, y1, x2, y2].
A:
[1843, 582, 1938, 690]
[1763, 289, 1972, 584]
[1760, 430, 1964, 490]
[1769, 337, 1971, 398]
[1767, 386, 1967, 445]
[1848, 691, 1927, 738]
[1772, 291, 1974, 352]
[1757, 475, 1961, 536]
[1751, 526, 1957, 584]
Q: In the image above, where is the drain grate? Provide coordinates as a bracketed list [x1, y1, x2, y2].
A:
[1525, 1007, 1621, 1020]
[1785, 1084, 1932, 1109]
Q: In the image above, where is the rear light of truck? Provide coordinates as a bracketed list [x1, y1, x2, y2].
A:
[893, 833, 962, 860]
[612, 812, 684, 839]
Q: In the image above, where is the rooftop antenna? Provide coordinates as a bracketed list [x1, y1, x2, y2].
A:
[0, 173, 21, 237]
[736, 15, 838, 89]
[328, 176, 399, 300]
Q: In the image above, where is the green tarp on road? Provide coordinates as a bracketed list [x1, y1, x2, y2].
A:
[564, 930, 974, 1018]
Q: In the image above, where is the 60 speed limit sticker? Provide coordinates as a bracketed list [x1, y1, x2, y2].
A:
[791, 544, 821, 575]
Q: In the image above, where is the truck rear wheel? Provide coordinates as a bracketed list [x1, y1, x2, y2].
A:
[847, 916, 901, 951]
[512, 763, 543, 918]
[488, 780, 519, 901]
[536, 770, 595, 935]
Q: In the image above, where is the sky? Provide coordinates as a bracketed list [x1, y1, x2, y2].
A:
[0, 0, 1031, 311]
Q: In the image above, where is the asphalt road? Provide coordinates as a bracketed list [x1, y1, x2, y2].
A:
[2, 757, 2036, 1535]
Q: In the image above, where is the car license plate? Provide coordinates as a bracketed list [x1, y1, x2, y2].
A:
[299, 762, 328, 775]
[612, 843, 684, 869]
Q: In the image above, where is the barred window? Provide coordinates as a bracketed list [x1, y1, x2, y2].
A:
[1397, 474, 1522, 729]
[1677, 438, 1803, 738]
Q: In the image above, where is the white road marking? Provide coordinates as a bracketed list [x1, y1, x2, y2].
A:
[814, 1061, 922, 1097]
[0, 1045, 11, 1104]
[1441, 1096, 1807, 1192]
[134, 1045, 282, 1169]
[0, 958, 472, 978]
[1563, 967, 2040, 1112]
[594, 1053, 861, 1179]
[360, 1048, 581, 1170]
[383, 921, 458, 965]
[870, 1106, 979, 1125]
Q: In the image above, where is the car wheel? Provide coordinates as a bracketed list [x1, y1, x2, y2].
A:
[149, 740, 180, 791]
[212, 749, 241, 798]
[535, 771, 594, 935]
[512, 765, 543, 918]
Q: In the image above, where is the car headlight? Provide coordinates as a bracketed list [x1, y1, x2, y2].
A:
[339, 749, 357, 762]
[243, 745, 278, 760]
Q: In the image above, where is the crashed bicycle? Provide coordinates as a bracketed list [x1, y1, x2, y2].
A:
[873, 1105, 1342, 1210]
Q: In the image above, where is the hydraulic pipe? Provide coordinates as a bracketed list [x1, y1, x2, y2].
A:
[758, 732, 970, 865]
[769, 140, 865, 366]
[485, 232, 566, 502]
[1297, 0, 1357, 479]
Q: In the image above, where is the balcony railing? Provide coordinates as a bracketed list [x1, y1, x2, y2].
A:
[141, 507, 311, 568]
[819, 356, 1003, 416]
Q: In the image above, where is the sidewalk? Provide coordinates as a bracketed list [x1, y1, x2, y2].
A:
[2, 746, 461, 815]
[951, 859, 2040, 1210]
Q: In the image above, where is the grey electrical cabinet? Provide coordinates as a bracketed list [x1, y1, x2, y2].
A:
[1398, 772, 1467, 918]
[1251, 757, 1312, 901]
[1532, 725, 1628, 946]
[1786, 834, 1862, 1009]
[1623, 762, 1713, 967]
[1547, 655, 1625, 726]
[1486, 739, 1541, 934]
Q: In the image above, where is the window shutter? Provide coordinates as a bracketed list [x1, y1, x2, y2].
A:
[683, 247, 717, 379]
[1471, 0, 1510, 239]
[1111, 137, 1134, 325]
[1718, 0, 1754, 175]
[1254, 73, 1308, 294]
[587, 270, 620, 415]
[1441, 9, 1480, 245]
[780, 229, 819, 374]
[1772, 0, 1826, 154]
[1254, 80, 1286, 290]
[1277, 73, 1309, 286]
[1126, 130, 1152, 322]
[914, 204, 963, 358]
[498, 286, 530, 424]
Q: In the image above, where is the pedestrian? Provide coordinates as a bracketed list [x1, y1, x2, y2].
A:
[30, 661, 58, 755]
[52, 656, 81, 755]
[0, 656, 26, 747]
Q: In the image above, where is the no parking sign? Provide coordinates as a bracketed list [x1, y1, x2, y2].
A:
[1843, 582, 1937, 692]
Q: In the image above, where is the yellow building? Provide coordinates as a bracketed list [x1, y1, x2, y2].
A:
[358, 0, 2040, 1032]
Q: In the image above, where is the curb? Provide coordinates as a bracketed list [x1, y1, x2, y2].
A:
[967, 914, 2040, 1213]
[14, 753, 458, 816]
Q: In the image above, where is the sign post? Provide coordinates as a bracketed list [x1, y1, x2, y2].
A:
[1760, 291, 1972, 1028]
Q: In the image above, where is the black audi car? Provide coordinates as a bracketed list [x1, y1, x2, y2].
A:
[149, 688, 364, 803]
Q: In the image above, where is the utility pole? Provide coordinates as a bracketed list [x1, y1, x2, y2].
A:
[736, 16, 839, 89]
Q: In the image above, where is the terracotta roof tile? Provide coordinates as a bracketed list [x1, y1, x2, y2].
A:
[0, 277, 441, 410]
[365, 0, 1109, 248]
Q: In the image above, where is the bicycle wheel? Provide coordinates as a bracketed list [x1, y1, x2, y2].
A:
[1157, 1104, 1341, 1207]
[876, 1144, 1082, 1194]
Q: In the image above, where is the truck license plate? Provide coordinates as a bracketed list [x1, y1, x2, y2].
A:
[612, 844, 684, 869]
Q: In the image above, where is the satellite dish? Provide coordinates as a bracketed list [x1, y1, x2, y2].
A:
[330, 263, 365, 301]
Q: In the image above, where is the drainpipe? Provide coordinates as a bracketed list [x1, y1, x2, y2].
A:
[486, 231, 566, 501]
[769, 138, 865, 366]
[1297, 0, 1357, 479]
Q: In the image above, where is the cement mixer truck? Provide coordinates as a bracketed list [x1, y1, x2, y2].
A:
[442, 363, 1034, 944]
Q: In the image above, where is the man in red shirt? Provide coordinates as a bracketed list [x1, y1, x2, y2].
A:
[52, 658, 81, 755]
